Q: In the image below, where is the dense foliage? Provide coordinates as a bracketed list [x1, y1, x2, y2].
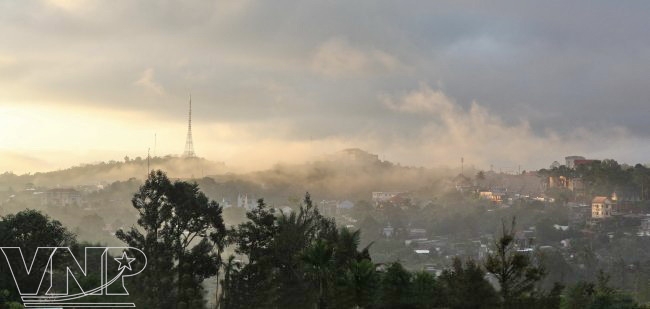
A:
[539, 160, 650, 199]
[2, 169, 649, 308]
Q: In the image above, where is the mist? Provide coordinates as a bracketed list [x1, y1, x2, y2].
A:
[2, 1, 650, 307]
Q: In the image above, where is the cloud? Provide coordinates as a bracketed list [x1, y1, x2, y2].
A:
[383, 84, 456, 114]
[377, 84, 644, 170]
[46, 0, 91, 12]
[134, 68, 165, 95]
[0, 151, 51, 174]
[1, 1, 650, 173]
[311, 38, 404, 77]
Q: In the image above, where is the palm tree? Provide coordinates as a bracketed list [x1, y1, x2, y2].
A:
[302, 240, 334, 309]
[345, 259, 379, 308]
[334, 228, 361, 267]
[218, 255, 241, 309]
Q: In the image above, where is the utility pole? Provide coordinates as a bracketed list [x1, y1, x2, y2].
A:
[147, 148, 151, 175]
[461, 157, 464, 175]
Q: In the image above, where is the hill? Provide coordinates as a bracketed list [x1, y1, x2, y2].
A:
[0, 156, 226, 189]
[0, 149, 453, 205]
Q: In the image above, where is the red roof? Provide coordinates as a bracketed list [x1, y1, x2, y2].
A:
[574, 159, 597, 166]
[592, 196, 609, 204]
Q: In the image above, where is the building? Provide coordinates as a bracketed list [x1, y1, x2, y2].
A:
[382, 223, 395, 237]
[237, 194, 257, 211]
[479, 188, 507, 204]
[41, 188, 81, 207]
[543, 175, 586, 198]
[372, 192, 401, 204]
[573, 159, 598, 168]
[338, 200, 354, 210]
[318, 200, 339, 217]
[591, 196, 613, 219]
[408, 228, 427, 238]
[565, 156, 586, 169]
[514, 230, 536, 250]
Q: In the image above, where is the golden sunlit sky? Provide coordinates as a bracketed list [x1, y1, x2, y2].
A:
[1, 1, 649, 174]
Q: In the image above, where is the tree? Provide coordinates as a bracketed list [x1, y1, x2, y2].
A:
[561, 281, 595, 309]
[0, 209, 76, 304]
[342, 259, 379, 308]
[632, 164, 650, 200]
[591, 271, 640, 309]
[379, 262, 412, 308]
[561, 272, 642, 309]
[222, 199, 279, 308]
[275, 193, 336, 308]
[439, 257, 500, 309]
[302, 240, 334, 309]
[223, 193, 337, 308]
[411, 271, 442, 309]
[484, 218, 545, 308]
[0, 290, 23, 309]
[218, 255, 241, 308]
[167, 180, 226, 308]
[477, 171, 486, 182]
[116, 170, 225, 309]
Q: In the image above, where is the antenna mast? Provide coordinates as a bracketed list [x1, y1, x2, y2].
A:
[147, 148, 150, 175]
[183, 94, 196, 158]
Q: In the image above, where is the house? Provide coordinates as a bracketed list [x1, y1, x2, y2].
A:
[573, 159, 598, 168]
[565, 156, 586, 169]
[41, 188, 81, 207]
[514, 230, 536, 250]
[372, 192, 402, 205]
[382, 223, 395, 237]
[338, 200, 354, 210]
[387, 194, 412, 209]
[318, 200, 339, 217]
[479, 188, 507, 204]
[408, 228, 427, 238]
[546, 176, 584, 194]
[237, 194, 257, 211]
[591, 196, 613, 219]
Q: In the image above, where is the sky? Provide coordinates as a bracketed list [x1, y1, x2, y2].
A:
[1, 0, 649, 174]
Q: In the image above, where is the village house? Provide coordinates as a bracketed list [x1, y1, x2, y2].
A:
[41, 188, 82, 207]
[479, 187, 507, 204]
[591, 196, 613, 219]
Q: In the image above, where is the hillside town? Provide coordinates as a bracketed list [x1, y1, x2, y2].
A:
[1, 152, 650, 305]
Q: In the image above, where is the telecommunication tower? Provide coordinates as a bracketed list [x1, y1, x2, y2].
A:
[183, 95, 196, 158]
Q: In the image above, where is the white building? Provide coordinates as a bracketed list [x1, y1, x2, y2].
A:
[382, 223, 394, 237]
[237, 194, 257, 211]
[565, 156, 586, 169]
[372, 192, 403, 205]
[338, 200, 354, 210]
[41, 188, 81, 207]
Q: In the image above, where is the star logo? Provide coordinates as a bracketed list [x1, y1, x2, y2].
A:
[114, 252, 136, 271]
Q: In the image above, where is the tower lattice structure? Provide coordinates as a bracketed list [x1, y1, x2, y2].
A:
[183, 95, 196, 158]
